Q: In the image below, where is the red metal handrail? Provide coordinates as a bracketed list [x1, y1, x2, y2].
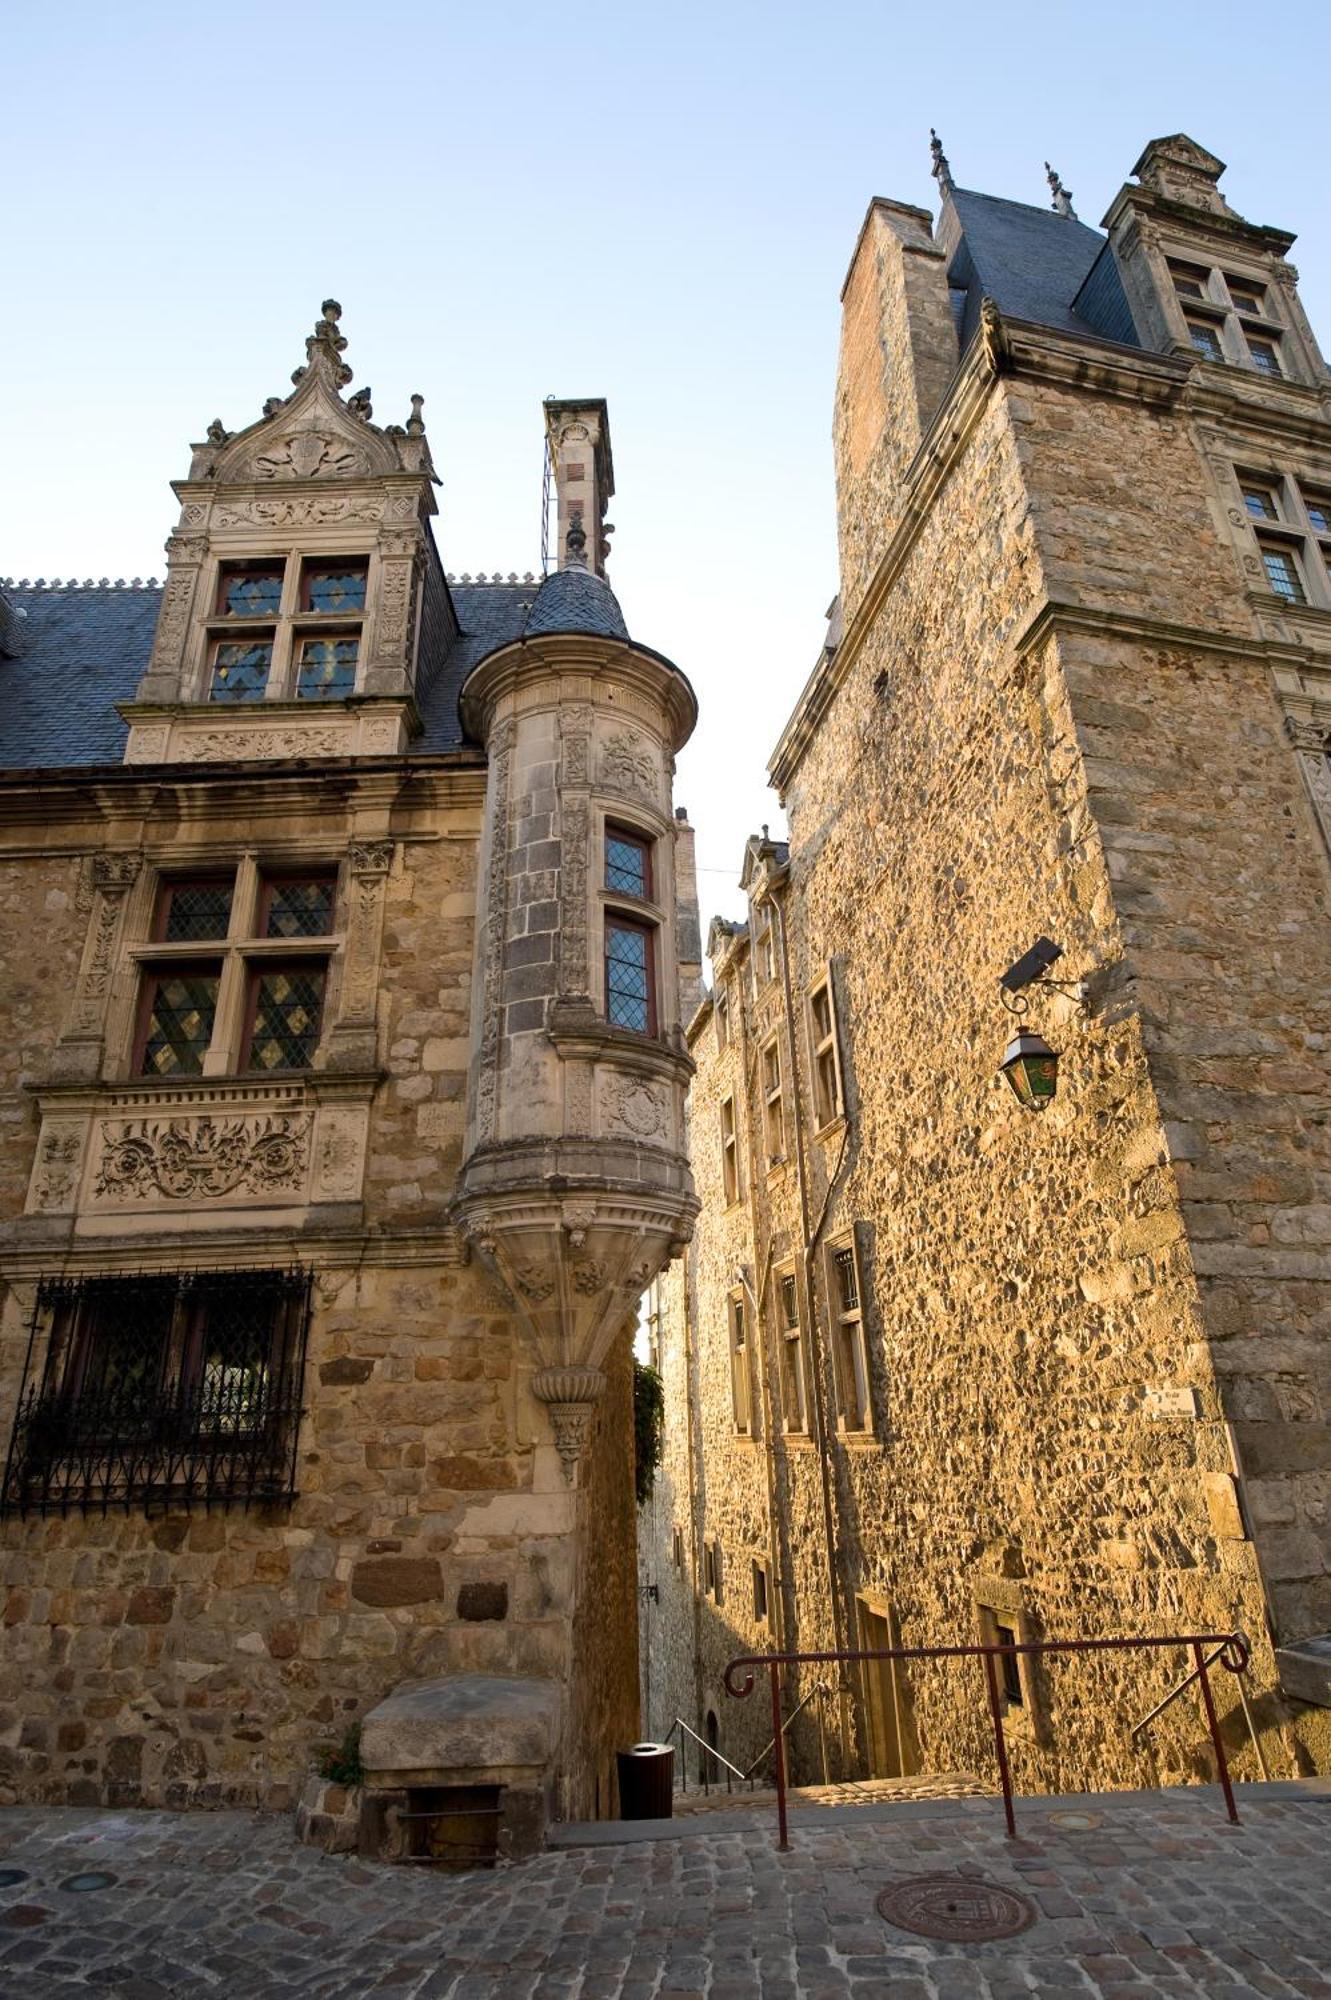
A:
[723, 1630, 1251, 1850]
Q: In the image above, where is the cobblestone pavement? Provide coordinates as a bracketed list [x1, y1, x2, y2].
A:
[674, 1776, 987, 1817]
[0, 1785, 1328, 1998]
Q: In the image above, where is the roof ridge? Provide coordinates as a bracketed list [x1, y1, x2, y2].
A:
[445, 571, 539, 586]
[1, 577, 162, 592]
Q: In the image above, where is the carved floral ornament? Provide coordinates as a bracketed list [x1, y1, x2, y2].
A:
[94, 1114, 310, 1203]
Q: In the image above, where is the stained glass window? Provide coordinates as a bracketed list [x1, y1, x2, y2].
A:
[217, 568, 283, 618]
[302, 565, 368, 614]
[138, 969, 220, 1075]
[261, 877, 336, 939]
[606, 829, 650, 898]
[296, 637, 358, 700]
[245, 965, 326, 1071]
[605, 919, 652, 1033]
[158, 879, 233, 942]
[210, 641, 272, 702]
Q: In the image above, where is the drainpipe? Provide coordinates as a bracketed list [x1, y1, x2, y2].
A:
[679, 1238, 705, 1747]
[772, 882, 850, 1763]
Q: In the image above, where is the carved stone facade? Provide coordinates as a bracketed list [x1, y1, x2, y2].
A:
[0, 323, 698, 1839]
[646, 134, 1331, 1792]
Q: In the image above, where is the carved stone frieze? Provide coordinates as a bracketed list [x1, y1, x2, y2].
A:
[30, 1122, 86, 1212]
[332, 840, 394, 1027]
[214, 495, 384, 529]
[600, 728, 659, 803]
[149, 570, 198, 674]
[601, 1072, 668, 1141]
[92, 1113, 310, 1203]
[347, 839, 395, 877]
[313, 1107, 369, 1202]
[69, 864, 139, 1037]
[175, 727, 347, 763]
[252, 431, 370, 482]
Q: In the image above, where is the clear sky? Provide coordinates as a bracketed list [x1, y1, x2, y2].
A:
[5, 1, 1328, 921]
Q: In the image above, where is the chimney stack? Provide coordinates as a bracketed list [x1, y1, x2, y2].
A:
[543, 398, 615, 578]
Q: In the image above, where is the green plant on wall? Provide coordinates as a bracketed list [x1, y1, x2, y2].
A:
[634, 1359, 665, 1506]
[316, 1720, 364, 1788]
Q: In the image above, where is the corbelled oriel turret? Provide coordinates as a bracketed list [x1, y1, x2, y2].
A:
[454, 401, 698, 1479]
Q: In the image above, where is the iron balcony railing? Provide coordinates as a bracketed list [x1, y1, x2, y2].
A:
[725, 1631, 1254, 1850]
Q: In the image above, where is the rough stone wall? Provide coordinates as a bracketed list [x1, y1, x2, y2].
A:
[566, 1328, 640, 1819]
[0, 786, 614, 1810]
[660, 368, 1297, 1799]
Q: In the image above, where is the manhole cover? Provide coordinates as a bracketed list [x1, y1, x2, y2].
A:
[0, 1869, 29, 1889]
[59, 1871, 118, 1893]
[1048, 1809, 1102, 1831]
[876, 1873, 1037, 1942]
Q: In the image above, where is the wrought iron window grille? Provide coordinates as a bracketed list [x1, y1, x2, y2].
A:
[1, 1266, 313, 1518]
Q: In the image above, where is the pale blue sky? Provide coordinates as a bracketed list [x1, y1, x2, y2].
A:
[6, 1, 1328, 917]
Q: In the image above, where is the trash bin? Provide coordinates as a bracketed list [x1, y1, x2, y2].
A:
[616, 1741, 675, 1820]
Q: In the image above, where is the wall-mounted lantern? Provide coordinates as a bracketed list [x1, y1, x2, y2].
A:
[997, 937, 1084, 1111]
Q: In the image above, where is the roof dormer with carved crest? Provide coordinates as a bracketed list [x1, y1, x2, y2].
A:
[122, 300, 455, 766]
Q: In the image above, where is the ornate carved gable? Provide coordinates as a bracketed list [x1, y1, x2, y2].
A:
[205, 301, 413, 485]
[1131, 134, 1233, 216]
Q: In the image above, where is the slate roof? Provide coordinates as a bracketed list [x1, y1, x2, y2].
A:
[521, 564, 630, 641]
[942, 188, 1142, 348]
[0, 567, 645, 770]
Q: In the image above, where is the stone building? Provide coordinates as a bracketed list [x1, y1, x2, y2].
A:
[0, 300, 701, 1852]
[642, 134, 1331, 1795]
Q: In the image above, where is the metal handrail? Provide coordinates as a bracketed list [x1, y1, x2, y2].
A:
[665, 1715, 752, 1794]
[724, 1630, 1252, 1851]
[742, 1678, 833, 1780]
[1131, 1632, 1270, 1780]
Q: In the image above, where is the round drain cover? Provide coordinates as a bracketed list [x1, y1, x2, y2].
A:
[1048, 1809, 1102, 1831]
[876, 1873, 1037, 1942]
[0, 1869, 29, 1889]
[59, 1871, 117, 1894]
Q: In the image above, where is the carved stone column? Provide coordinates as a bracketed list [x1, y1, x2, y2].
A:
[51, 854, 142, 1083]
[324, 838, 394, 1070]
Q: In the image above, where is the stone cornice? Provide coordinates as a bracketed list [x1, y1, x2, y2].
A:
[31, 1070, 385, 1114]
[1099, 182, 1296, 257]
[0, 1222, 470, 1282]
[547, 1004, 696, 1085]
[459, 630, 697, 754]
[1015, 596, 1331, 671]
[0, 756, 488, 836]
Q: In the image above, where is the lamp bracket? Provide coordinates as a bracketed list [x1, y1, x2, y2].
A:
[998, 936, 1087, 1018]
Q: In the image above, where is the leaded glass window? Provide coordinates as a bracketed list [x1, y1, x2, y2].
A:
[210, 640, 272, 702]
[1247, 335, 1283, 376]
[296, 637, 359, 700]
[157, 879, 233, 942]
[605, 918, 653, 1033]
[261, 876, 336, 939]
[302, 564, 368, 614]
[1241, 483, 1279, 521]
[1187, 320, 1224, 362]
[606, 828, 651, 898]
[1259, 543, 1306, 602]
[1304, 494, 1331, 537]
[217, 567, 283, 618]
[244, 965, 327, 1071]
[138, 967, 220, 1075]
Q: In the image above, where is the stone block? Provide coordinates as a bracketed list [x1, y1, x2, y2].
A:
[126, 1587, 176, 1626]
[359, 1673, 559, 1780]
[320, 1356, 374, 1386]
[349, 1557, 445, 1607]
[457, 1581, 509, 1621]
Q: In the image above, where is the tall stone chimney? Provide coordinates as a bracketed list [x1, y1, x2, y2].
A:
[543, 398, 615, 577]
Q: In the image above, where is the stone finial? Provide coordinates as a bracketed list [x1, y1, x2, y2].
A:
[262, 395, 284, 418]
[406, 393, 426, 438]
[1045, 161, 1077, 219]
[565, 513, 589, 569]
[205, 418, 231, 445]
[291, 297, 353, 391]
[930, 128, 956, 199]
[348, 385, 373, 422]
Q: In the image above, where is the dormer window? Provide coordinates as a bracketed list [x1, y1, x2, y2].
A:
[202, 552, 370, 705]
[1169, 258, 1292, 379]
